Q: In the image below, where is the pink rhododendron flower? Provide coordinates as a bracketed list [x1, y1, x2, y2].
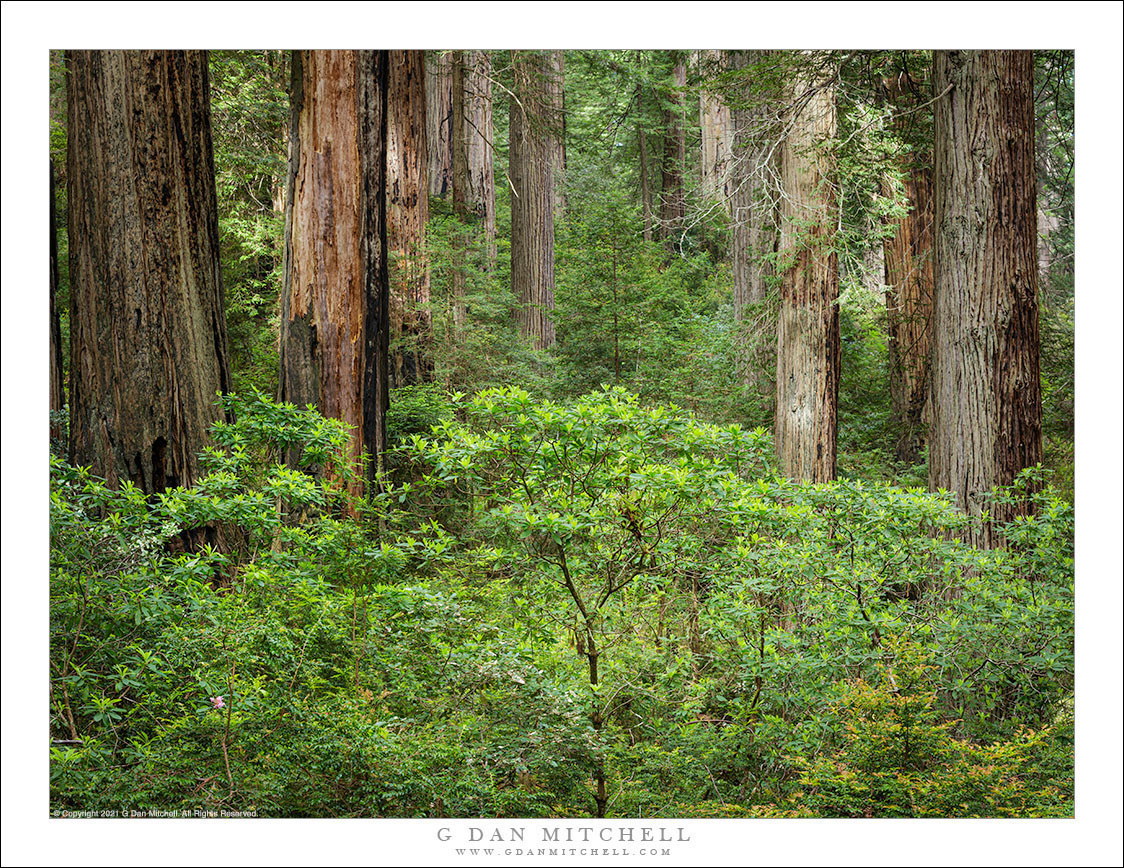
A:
[211, 696, 225, 709]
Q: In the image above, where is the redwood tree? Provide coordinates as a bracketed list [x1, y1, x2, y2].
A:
[774, 61, 839, 483]
[387, 50, 431, 388]
[66, 50, 230, 493]
[464, 50, 497, 266]
[881, 70, 935, 466]
[279, 50, 390, 492]
[929, 50, 1041, 546]
[509, 50, 557, 350]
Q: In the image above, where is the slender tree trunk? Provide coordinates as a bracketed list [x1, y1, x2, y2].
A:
[279, 50, 389, 494]
[659, 56, 687, 246]
[774, 64, 839, 483]
[464, 50, 497, 267]
[696, 49, 734, 210]
[50, 159, 65, 440]
[449, 51, 470, 331]
[881, 73, 934, 465]
[387, 50, 432, 389]
[510, 51, 556, 350]
[425, 51, 453, 198]
[930, 50, 1041, 547]
[638, 89, 654, 243]
[546, 50, 566, 218]
[66, 50, 230, 494]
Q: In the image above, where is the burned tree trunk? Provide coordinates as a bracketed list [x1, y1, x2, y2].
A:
[279, 50, 390, 493]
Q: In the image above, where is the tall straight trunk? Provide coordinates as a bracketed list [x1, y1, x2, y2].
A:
[659, 57, 687, 245]
[449, 51, 470, 331]
[546, 50, 566, 218]
[387, 50, 432, 389]
[930, 50, 1041, 547]
[881, 73, 934, 465]
[464, 50, 497, 267]
[696, 49, 734, 210]
[279, 50, 389, 494]
[66, 50, 230, 494]
[730, 51, 777, 394]
[510, 51, 556, 350]
[50, 159, 65, 440]
[425, 51, 453, 198]
[774, 65, 839, 483]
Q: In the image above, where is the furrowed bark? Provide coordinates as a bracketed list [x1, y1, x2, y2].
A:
[510, 51, 556, 350]
[67, 50, 230, 494]
[387, 50, 432, 389]
[930, 50, 1041, 547]
[774, 64, 839, 483]
[279, 50, 389, 494]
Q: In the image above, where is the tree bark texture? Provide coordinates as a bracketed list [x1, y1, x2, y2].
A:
[881, 73, 934, 465]
[659, 57, 688, 245]
[66, 50, 231, 494]
[425, 52, 453, 198]
[279, 50, 389, 493]
[387, 50, 432, 389]
[449, 51, 471, 330]
[464, 50, 497, 266]
[510, 51, 557, 350]
[696, 49, 734, 210]
[930, 50, 1041, 546]
[730, 51, 778, 396]
[50, 159, 65, 438]
[546, 50, 566, 218]
[774, 69, 839, 483]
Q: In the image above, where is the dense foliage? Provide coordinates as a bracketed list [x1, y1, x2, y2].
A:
[50, 392, 1073, 817]
[48, 49, 1076, 819]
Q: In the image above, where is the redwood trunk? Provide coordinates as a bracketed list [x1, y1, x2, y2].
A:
[697, 49, 733, 210]
[882, 73, 934, 465]
[387, 50, 432, 389]
[464, 50, 497, 266]
[774, 68, 839, 482]
[66, 50, 230, 493]
[425, 52, 453, 198]
[279, 50, 389, 492]
[50, 159, 64, 440]
[510, 51, 556, 350]
[929, 50, 1041, 547]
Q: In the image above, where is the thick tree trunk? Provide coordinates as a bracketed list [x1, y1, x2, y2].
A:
[425, 52, 453, 198]
[66, 50, 230, 494]
[696, 49, 733, 210]
[387, 50, 432, 389]
[774, 67, 839, 483]
[50, 159, 65, 440]
[930, 50, 1041, 547]
[464, 50, 497, 267]
[279, 50, 389, 493]
[659, 57, 687, 246]
[881, 72, 934, 466]
[510, 51, 556, 350]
